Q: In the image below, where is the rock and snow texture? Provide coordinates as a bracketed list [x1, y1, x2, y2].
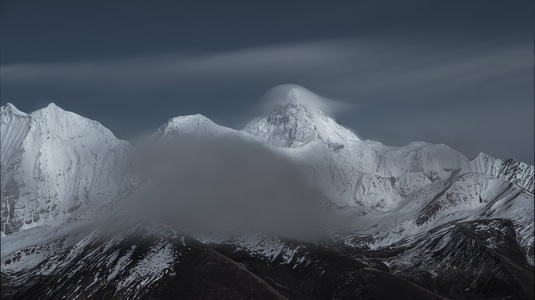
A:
[1, 220, 285, 300]
[1, 103, 133, 236]
[1, 104, 31, 169]
[469, 152, 534, 193]
[378, 219, 534, 300]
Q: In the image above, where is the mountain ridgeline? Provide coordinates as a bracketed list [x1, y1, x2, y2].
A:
[1, 85, 534, 299]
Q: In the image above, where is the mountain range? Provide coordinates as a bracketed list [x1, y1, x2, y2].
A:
[1, 84, 533, 299]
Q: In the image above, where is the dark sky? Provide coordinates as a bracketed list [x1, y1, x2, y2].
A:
[1, 0, 533, 163]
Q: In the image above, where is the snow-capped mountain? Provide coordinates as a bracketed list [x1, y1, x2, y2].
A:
[1, 85, 533, 299]
[241, 85, 533, 263]
[244, 85, 531, 211]
[244, 85, 360, 148]
[153, 114, 235, 138]
[0, 103, 134, 236]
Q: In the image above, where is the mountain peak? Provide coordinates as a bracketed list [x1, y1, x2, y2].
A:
[262, 84, 329, 114]
[155, 114, 233, 138]
[1, 103, 28, 117]
[4, 102, 18, 110]
[167, 114, 217, 130]
[31, 102, 69, 118]
[169, 113, 211, 124]
[473, 152, 494, 161]
[245, 86, 360, 148]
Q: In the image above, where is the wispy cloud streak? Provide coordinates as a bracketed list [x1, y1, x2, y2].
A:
[1, 37, 532, 163]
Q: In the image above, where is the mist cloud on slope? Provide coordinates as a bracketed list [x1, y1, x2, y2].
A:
[127, 132, 339, 240]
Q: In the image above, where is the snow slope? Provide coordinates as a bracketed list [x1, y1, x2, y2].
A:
[469, 152, 534, 193]
[1, 103, 133, 236]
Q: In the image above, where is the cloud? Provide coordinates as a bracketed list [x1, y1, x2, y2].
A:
[0, 41, 350, 94]
[1, 37, 532, 163]
[128, 132, 336, 239]
[3, 37, 530, 105]
[252, 84, 355, 118]
[314, 39, 533, 102]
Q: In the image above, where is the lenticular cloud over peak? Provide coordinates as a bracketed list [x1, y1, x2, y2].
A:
[258, 84, 350, 116]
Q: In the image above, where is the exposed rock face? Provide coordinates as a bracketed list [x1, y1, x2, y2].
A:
[1, 220, 285, 300]
[373, 219, 534, 300]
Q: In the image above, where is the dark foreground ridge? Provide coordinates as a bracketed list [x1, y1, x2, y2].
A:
[2, 218, 533, 300]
